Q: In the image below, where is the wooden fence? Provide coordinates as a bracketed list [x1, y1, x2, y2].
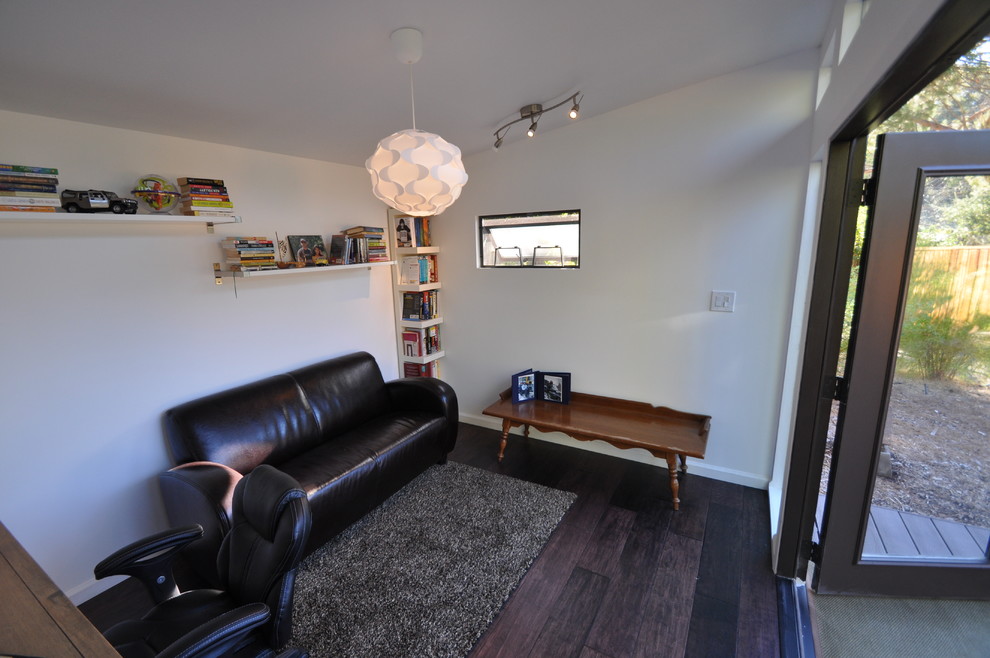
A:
[913, 246, 990, 323]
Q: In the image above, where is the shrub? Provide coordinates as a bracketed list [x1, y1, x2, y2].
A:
[896, 265, 990, 381]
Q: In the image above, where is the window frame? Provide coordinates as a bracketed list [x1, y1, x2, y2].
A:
[477, 209, 581, 269]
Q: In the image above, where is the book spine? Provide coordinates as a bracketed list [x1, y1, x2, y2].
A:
[181, 194, 231, 202]
[0, 196, 60, 206]
[0, 164, 58, 175]
[179, 184, 227, 194]
[183, 210, 236, 217]
[0, 190, 58, 198]
[177, 177, 225, 187]
[0, 205, 57, 212]
[0, 173, 59, 184]
[0, 182, 57, 193]
[181, 200, 234, 208]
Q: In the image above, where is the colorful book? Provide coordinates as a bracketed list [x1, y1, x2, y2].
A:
[177, 177, 225, 187]
[0, 163, 58, 175]
[0, 205, 56, 212]
[0, 196, 60, 207]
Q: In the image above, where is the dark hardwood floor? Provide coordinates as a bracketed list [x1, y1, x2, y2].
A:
[81, 422, 780, 657]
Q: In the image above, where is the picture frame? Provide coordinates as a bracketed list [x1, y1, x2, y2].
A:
[287, 234, 329, 266]
[511, 368, 536, 403]
[537, 371, 571, 404]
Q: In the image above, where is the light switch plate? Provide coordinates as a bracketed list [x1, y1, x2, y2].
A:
[710, 290, 736, 312]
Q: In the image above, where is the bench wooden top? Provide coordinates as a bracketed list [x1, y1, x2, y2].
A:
[482, 389, 710, 458]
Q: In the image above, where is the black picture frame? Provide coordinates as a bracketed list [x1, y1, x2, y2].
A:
[537, 371, 571, 404]
[511, 368, 536, 403]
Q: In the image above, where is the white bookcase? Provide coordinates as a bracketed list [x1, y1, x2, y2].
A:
[388, 210, 444, 378]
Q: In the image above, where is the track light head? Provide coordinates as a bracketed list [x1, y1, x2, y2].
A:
[568, 102, 580, 119]
[527, 121, 538, 137]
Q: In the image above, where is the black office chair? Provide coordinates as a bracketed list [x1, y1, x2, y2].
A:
[95, 464, 312, 657]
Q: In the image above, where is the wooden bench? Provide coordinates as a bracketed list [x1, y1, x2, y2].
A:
[482, 389, 711, 510]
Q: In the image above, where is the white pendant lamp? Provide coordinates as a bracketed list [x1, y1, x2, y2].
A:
[366, 27, 468, 217]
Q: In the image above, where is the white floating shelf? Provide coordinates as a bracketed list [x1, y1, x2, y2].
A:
[230, 261, 395, 277]
[0, 211, 242, 225]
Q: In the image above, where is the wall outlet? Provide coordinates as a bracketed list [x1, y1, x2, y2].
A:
[710, 290, 736, 312]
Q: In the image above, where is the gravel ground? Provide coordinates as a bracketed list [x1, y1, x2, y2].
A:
[821, 379, 989, 530]
[872, 379, 989, 528]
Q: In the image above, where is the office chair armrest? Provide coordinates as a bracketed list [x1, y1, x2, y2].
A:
[155, 602, 270, 658]
[94, 524, 203, 603]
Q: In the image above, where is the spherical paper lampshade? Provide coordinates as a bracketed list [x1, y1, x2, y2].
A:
[366, 128, 468, 216]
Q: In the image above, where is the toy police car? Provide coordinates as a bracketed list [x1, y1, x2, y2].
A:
[60, 189, 139, 214]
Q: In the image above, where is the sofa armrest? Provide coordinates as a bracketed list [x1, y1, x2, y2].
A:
[385, 377, 459, 450]
[158, 462, 243, 589]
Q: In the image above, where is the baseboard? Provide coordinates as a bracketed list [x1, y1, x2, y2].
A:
[459, 414, 769, 490]
[67, 574, 122, 606]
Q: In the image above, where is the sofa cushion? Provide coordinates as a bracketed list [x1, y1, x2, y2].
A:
[288, 352, 390, 439]
[163, 374, 319, 474]
[278, 435, 379, 551]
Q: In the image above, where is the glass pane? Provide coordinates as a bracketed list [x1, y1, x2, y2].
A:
[864, 174, 990, 560]
[479, 210, 580, 267]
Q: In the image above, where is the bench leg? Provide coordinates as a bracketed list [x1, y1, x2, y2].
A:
[497, 420, 512, 462]
[665, 453, 680, 511]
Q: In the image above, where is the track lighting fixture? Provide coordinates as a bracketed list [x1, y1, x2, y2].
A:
[493, 92, 582, 150]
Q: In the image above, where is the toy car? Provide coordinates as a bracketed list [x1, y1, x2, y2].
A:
[60, 189, 139, 214]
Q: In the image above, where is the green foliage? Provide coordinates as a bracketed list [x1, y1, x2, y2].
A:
[896, 266, 990, 381]
[883, 47, 990, 133]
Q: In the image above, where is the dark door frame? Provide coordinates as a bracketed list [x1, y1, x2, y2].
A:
[776, 0, 990, 582]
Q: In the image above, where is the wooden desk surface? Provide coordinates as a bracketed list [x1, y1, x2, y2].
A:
[482, 390, 710, 458]
[0, 520, 118, 657]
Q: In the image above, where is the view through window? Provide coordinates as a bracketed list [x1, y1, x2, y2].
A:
[478, 210, 580, 268]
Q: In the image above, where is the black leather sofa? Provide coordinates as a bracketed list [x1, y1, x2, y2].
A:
[158, 351, 458, 587]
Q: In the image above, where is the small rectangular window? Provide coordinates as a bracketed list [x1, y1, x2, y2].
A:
[478, 209, 580, 268]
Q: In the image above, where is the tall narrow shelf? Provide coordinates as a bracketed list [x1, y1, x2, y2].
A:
[388, 211, 444, 378]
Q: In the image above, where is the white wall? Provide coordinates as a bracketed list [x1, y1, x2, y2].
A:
[436, 50, 818, 488]
[0, 111, 397, 602]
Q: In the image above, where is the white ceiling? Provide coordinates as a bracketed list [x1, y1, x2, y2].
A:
[0, 0, 832, 167]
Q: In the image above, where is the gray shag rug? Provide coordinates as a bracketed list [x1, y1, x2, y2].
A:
[289, 462, 576, 657]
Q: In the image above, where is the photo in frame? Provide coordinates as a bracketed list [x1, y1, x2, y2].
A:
[537, 371, 571, 404]
[511, 368, 536, 403]
[287, 234, 329, 266]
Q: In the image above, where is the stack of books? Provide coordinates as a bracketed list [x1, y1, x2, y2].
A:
[399, 254, 438, 285]
[401, 290, 439, 321]
[402, 325, 441, 357]
[342, 225, 389, 263]
[394, 215, 431, 248]
[404, 361, 438, 378]
[0, 163, 60, 212]
[179, 177, 235, 217]
[222, 236, 276, 272]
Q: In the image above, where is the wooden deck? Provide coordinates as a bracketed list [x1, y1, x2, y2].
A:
[863, 506, 989, 559]
[817, 496, 989, 559]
